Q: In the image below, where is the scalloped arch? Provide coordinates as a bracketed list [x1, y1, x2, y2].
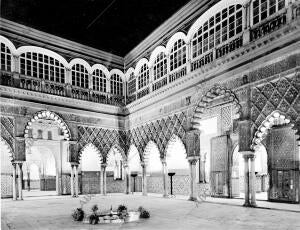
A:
[191, 86, 241, 129]
[187, 0, 247, 41]
[24, 110, 71, 141]
[149, 46, 168, 67]
[164, 134, 186, 158]
[251, 111, 293, 150]
[106, 144, 127, 163]
[78, 142, 103, 163]
[143, 140, 160, 165]
[166, 32, 188, 53]
[0, 136, 14, 161]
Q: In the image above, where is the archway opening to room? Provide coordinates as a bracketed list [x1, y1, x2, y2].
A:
[165, 135, 189, 196]
[23, 111, 70, 197]
[23, 145, 57, 197]
[231, 144, 268, 200]
[106, 146, 125, 193]
[252, 112, 300, 203]
[145, 141, 163, 195]
[127, 145, 142, 193]
[79, 143, 101, 194]
[0, 138, 14, 198]
[198, 117, 218, 195]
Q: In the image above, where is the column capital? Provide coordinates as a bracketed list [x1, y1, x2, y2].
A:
[187, 156, 199, 165]
[240, 151, 255, 159]
[161, 159, 167, 165]
[101, 163, 107, 168]
[70, 162, 79, 167]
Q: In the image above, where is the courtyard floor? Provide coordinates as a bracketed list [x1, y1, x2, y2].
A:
[2, 193, 300, 230]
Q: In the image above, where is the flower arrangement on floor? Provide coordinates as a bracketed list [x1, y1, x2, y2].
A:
[72, 203, 150, 224]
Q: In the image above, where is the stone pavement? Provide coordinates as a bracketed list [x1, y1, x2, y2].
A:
[2, 193, 300, 230]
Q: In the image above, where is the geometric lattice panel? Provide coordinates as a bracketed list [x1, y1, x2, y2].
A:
[0, 116, 15, 154]
[77, 126, 128, 161]
[251, 75, 300, 132]
[172, 175, 190, 195]
[1, 174, 13, 198]
[129, 112, 187, 159]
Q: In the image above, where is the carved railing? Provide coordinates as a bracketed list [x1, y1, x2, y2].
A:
[137, 87, 150, 99]
[191, 52, 213, 72]
[152, 75, 168, 91]
[127, 94, 137, 104]
[250, 13, 286, 42]
[71, 87, 90, 101]
[216, 36, 243, 59]
[109, 95, 125, 106]
[43, 81, 66, 97]
[169, 66, 187, 83]
[0, 71, 13, 87]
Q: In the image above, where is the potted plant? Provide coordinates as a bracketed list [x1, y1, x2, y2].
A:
[138, 206, 150, 219]
[117, 204, 128, 219]
[71, 208, 84, 221]
[89, 204, 99, 224]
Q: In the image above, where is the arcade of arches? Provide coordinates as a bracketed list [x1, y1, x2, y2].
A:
[1, 0, 300, 210]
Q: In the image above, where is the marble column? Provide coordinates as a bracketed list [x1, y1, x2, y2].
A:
[12, 163, 17, 201]
[142, 163, 147, 196]
[70, 165, 74, 197]
[243, 155, 250, 206]
[27, 171, 30, 191]
[100, 165, 103, 195]
[250, 155, 257, 207]
[17, 163, 23, 200]
[101, 163, 107, 195]
[162, 160, 168, 198]
[124, 164, 130, 194]
[188, 157, 199, 201]
[74, 165, 79, 197]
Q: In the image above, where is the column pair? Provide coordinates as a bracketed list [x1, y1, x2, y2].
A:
[12, 162, 24, 200]
[242, 152, 256, 207]
[70, 163, 79, 197]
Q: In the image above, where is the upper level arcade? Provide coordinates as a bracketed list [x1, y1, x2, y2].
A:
[1, 0, 299, 109]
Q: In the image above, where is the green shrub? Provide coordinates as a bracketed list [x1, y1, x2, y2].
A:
[140, 209, 150, 218]
[117, 204, 127, 213]
[71, 208, 84, 221]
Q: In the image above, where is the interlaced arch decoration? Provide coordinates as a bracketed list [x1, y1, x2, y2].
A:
[24, 110, 71, 141]
[0, 116, 15, 155]
[191, 86, 241, 129]
[0, 136, 14, 161]
[251, 110, 293, 150]
[77, 126, 128, 163]
[78, 143, 102, 163]
[128, 112, 187, 161]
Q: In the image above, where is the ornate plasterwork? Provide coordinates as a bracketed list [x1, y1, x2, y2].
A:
[251, 75, 300, 132]
[0, 136, 14, 160]
[0, 116, 15, 155]
[128, 112, 187, 160]
[24, 110, 71, 141]
[191, 86, 241, 130]
[77, 126, 127, 162]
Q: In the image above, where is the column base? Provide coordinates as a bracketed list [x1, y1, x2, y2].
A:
[163, 194, 169, 198]
[243, 202, 251, 207]
[142, 193, 147, 196]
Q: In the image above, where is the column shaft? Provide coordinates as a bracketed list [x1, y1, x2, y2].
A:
[70, 165, 74, 197]
[100, 167, 103, 194]
[250, 156, 257, 207]
[12, 163, 17, 201]
[142, 164, 147, 196]
[124, 165, 130, 194]
[162, 161, 168, 197]
[17, 163, 23, 200]
[243, 156, 250, 206]
[102, 165, 107, 195]
[188, 158, 198, 201]
[74, 166, 79, 197]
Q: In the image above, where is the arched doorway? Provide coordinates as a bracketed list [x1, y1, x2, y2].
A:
[231, 144, 268, 200]
[252, 111, 300, 203]
[165, 135, 189, 195]
[0, 138, 14, 198]
[79, 143, 102, 194]
[24, 110, 70, 197]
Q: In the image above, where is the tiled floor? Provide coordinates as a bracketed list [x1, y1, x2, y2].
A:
[2, 193, 300, 230]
